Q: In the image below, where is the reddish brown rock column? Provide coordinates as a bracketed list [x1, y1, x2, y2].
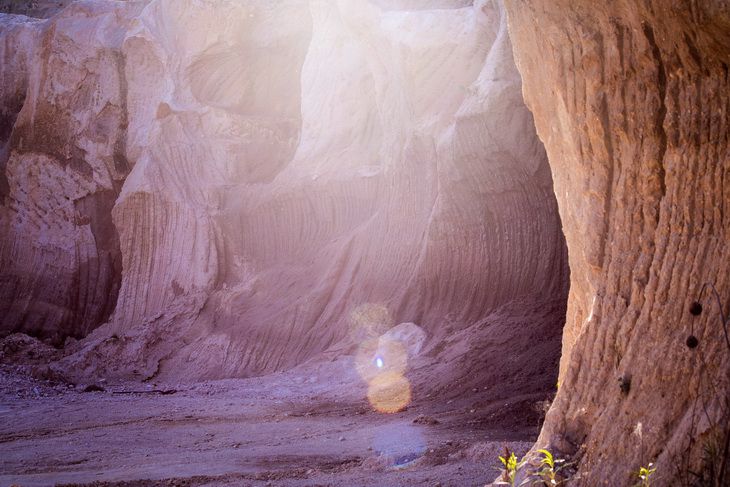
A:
[505, 0, 730, 484]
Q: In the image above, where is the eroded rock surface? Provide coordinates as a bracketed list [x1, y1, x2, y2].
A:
[0, 2, 145, 343]
[0, 0, 70, 18]
[0, 0, 568, 391]
[506, 0, 730, 484]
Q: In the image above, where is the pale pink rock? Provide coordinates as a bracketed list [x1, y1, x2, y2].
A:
[1, 1, 568, 389]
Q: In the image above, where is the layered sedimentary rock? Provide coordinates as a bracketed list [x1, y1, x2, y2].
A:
[1, 0, 568, 385]
[0, 2, 146, 343]
[505, 1, 730, 484]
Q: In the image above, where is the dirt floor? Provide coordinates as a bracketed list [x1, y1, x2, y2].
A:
[0, 299, 560, 486]
[0, 356, 538, 487]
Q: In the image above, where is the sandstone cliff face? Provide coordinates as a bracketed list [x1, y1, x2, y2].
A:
[0, 0, 568, 383]
[506, 0, 730, 483]
[0, 2, 146, 343]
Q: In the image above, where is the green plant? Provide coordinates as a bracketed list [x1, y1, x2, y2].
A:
[634, 463, 657, 487]
[496, 448, 528, 486]
[533, 449, 569, 486]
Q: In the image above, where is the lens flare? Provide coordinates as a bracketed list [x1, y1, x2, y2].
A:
[367, 371, 411, 414]
[354, 336, 408, 382]
[349, 303, 414, 413]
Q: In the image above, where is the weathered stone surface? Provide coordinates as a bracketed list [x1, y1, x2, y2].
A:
[0, 2, 146, 343]
[506, 0, 730, 483]
[1, 0, 568, 392]
[3, 0, 729, 484]
[0, 0, 70, 18]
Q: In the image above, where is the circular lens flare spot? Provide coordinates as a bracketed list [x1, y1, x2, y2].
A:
[355, 337, 408, 381]
[367, 371, 411, 414]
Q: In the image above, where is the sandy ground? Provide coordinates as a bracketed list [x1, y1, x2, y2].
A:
[0, 301, 559, 486]
[0, 357, 537, 487]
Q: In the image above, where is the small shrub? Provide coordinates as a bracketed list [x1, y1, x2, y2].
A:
[496, 448, 528, 486]
[533, 449, 570, 486]
[634, 463, 656, 487]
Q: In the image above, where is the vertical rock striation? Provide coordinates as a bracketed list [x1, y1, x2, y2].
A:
[1, 1, 569, 389]
[505, 0, 730, 483]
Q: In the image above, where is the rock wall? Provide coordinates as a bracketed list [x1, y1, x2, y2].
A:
[0, 0, 71, 18]
[1, 0, 569, 385]
[0, 2, 145, 343]
[505, 0, 730, 484]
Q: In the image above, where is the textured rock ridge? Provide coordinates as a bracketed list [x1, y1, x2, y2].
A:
[505, 0, 730, 484]
[1, 1, 568, 385]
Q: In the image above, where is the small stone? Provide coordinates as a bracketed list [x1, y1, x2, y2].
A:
[413, 414, 440, 425]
